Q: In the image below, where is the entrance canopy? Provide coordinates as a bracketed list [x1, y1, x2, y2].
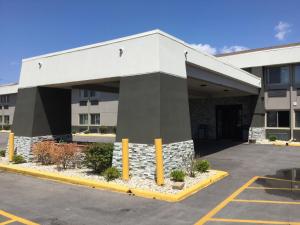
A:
[19, 30, 261, 92]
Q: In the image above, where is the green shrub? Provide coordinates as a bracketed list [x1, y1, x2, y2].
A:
[170, 170, 185, 182]
[0, 150, 5, 157]
[13, 155, 26, 164]
[194, 160, 210, 173]
[83, 143, 113, 173]
[269, 136, 277, 141]
[103, 167, 120, 181]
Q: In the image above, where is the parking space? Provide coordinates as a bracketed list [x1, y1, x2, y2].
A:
[195, 176, 300, 225]
[0, 210, 39, 225]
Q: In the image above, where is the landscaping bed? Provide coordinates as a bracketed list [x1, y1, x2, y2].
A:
[0, 141, 226, 196]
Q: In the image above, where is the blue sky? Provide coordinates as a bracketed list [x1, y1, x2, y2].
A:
[0, 0, 300, 84]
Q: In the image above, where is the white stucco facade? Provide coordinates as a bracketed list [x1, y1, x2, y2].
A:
[19, 30, 260, 90]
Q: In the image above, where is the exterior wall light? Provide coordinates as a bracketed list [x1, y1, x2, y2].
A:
[184, 51, 188, 60]
[38, 62, 43, 69]
[119, 48, 124, 57]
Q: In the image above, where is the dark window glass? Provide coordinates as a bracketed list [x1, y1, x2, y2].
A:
[267, 111, 289, 127]
[296, 111, 300, 127]
[4, 115, 9, 124]
[79, 114, 88, 125]
[79, 101, 87, 106]
[0, 95, 9, 103]
[0, 106, 2, 109]
[90, 91, 96, 97]
[295, 65, 300, 84]
[266, 66, 289, 85]
[267, 111, 277, 127]
[4, 105, 8, 109]
[278, 111, 289, 127]
[90, 114, 100, 125]
[0, 116, 2, 123]
[90, 100, 98, 105]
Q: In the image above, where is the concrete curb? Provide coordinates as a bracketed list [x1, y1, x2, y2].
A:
[273, 141, 300, 147]
[0, 164, 228, 202]
[131, 171, 229, 202]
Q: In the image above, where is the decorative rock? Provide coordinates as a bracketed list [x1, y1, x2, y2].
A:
[172, 182, 185, 190]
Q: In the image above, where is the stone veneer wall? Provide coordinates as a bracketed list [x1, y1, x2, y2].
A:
[112, 140, 194, 179]
[7, 134, 72, 161]
[248, 127, 266, 141]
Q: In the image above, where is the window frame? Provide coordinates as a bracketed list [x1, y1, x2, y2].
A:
[4, 115, 9, 125]
[79, 114, 88, 125]
[266, 110, 290, 128]
[265, 66, 290, 90]
[79, 101, 88, 106]
[90, 113, 100, 125]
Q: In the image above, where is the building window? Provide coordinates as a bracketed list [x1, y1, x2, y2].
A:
[4, 115, 9, 124]
[294, 65, 300, 84]
[79, 101, 87, 106]
[267, 111, 290, 127]
[0, 95, 9, 103]
[90, 90, 96, 98]
[90, 114, 100, 125]
[4, 105, 8, 109]
[266, 66, 289, 86]
[80, 90, 89, 98]
[79, 114, 88, 125]
[0, 116, 2, 124]
[90, 100, 98, 106]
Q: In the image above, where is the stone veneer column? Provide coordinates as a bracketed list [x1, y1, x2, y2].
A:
[11, 87, 71, 160]
[112, 73, 194, 179]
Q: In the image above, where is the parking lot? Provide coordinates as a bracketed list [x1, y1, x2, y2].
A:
[1, 143, 300, 225]
[196, 175, 300, 224]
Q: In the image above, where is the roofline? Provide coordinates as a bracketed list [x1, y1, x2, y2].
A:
[22, 29, 163, 62]
[216, 42, 300, 57]
[0, 82, 18, 87]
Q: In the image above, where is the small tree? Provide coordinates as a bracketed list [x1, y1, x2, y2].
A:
[50, 143, 80, 169]
[32, 141, 54, 165]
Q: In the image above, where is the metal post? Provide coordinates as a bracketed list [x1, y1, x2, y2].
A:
[8, 132, 14, 162]
[122, 138, 129, 181]
[155, 138, 164, 186]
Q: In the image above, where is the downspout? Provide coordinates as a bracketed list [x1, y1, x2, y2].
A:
[289, 71, 294, 142]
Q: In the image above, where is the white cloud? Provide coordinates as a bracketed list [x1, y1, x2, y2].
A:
[274, 21, 291, 40]
[190, 43, 217, 55]
[220, 45, 249, 54]
[190, 43, 248, 55]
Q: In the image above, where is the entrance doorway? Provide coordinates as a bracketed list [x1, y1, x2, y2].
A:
[216, 105, 242, 140]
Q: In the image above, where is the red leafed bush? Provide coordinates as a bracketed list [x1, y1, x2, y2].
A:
[32, 141, 55, 165]
[49, 143, 80, 169]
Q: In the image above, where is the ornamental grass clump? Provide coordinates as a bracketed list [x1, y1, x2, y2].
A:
[194, 160, 210, 173]
[103, 167, 120, 181]
[170, 170, 185, 182]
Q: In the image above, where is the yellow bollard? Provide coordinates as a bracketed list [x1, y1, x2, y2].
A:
[8, 132, 14, 162]
[155, 138, 164, 186]
[122, 138, 129, 181]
